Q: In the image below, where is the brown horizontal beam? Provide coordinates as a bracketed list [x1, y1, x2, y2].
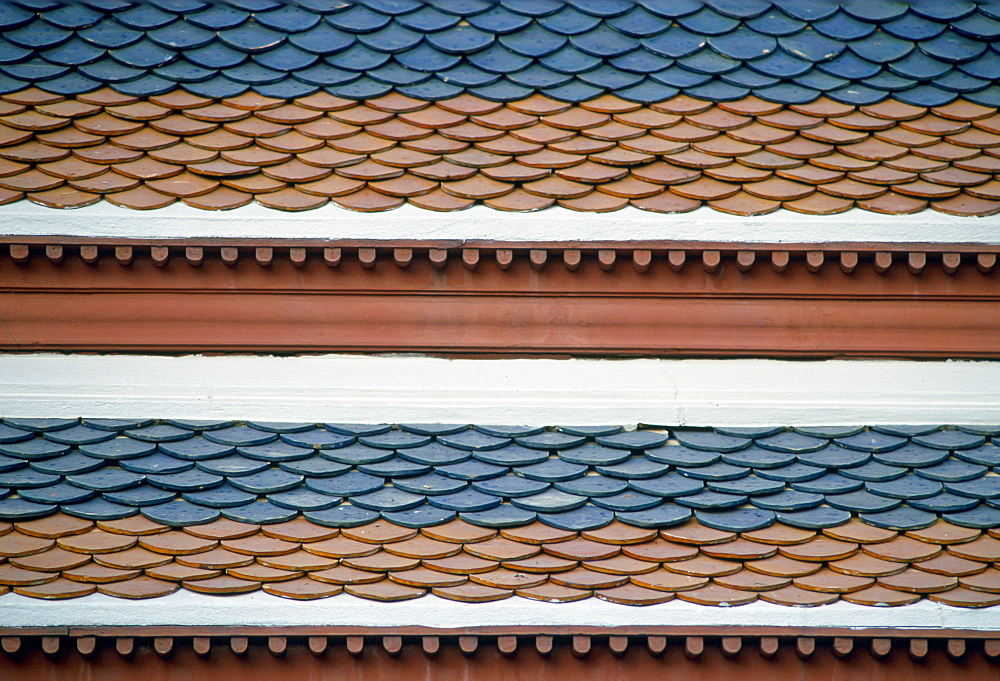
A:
[1, 243, 997, 357]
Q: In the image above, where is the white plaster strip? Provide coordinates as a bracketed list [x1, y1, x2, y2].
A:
[1, 354, 998, 427]
[0, 201, 998, 244]
[0, 591, 996, 631]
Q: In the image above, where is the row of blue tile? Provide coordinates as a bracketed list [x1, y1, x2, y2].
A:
[0, 419, 997, 533]
[1, 1, 1000, 105]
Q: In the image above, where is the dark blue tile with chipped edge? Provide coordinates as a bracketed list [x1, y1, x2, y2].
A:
[722, 448, 796, 469]
[470, 446, 546, 466]
[873, 444, 949, 467]
[437, 63, 501, 87]
[437, 430, 510, 451]
[956, 445, 1000, 467]
[472, 425, 545, 439]
[104, 484, 176, 507]
[616, 502, 691, 528]
[323, 424, 392, 437]
[791, 473, 864, 495]
[382, 503, 456, 528]
[0, 425, 34, 444]
[826, 489, 902, 512]
[427, 488, 500, 512]
[227, 468, 303, 494]
[359, 431, 432, 450]
[359, 457, 430, 477]
[515, 432, 586, 451]
[945, 477, 1000, 499]
[914, 459, 987, 482]
[142, 498, 220, 526]
[750, 490, 824, 511]
[908, 491, 979, 512]
[126, 425, 193, 443]
[516, 459, 587, 482]
[510, 489, 586, 513]
[461, 503, 535, 528]
[0, 497, 55, 520]
[776, 505, 851, 529]
[755, 432, 829, 454]
[158, 439, 234, 461]
[305, 503, 380, 527]
[559, 426, 624, 437]
[629, 473, 704, 498]
[195, 456, 270, 477]
[0, 439, 69, 460]
[555, 476, 627, 497]
[0, 468, 59, 488]
[866, 475, 946, 499]
[62, 497, 136, 521]
[398, 443, 470, 466]
[472, 475, 548, 498]
[861, 505, 937, 531]
[20, 482, 94, 505]
[181, 483, 255, 508]
[0, 457, 22, 475]
[279, 429, 356, 449]
[696, 507, 774, 532]
[675, 490, 747, 509]
[708, 475, 786, 496]
[146, 469, 224, 492]
[222, 499, 298, 524]
[437, 460, 507, 481]
[596, 431, 668, 450]
[66, 468, 143, 492]
[278, 456, 351, 478]
[395, 472, 468, 496]
[246, 422, 314, 434]
[30, 453, 101, 476]
[591, 490, 661, 511]
[557, 444, 629, 466]
[538, 7, 601, 36]
[79, 438, 157, 460]
[320, 443, 393, 465]
[595, 458, 670, 479]
[305, 471, 384, 497]
[3, 418, 77, 432]
[238, 441, 314, 462]
[538, 504, 614, 531]
[673, 431, 751, 453]
[267, 487, 342, 511]
[943, 504, 1000, 529]
[913, 430, 987, 450]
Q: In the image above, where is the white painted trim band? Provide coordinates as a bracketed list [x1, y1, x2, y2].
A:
[0, 592, 995, 630]
[1, 355, 999, 426]
[0, 202, 998, 244]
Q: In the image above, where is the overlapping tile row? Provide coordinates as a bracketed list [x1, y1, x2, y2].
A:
[2, 0, 1000, 109]
[1, 419, 999, 534]
[0, 511, 998, 606]
[2, 88, 1000, 214]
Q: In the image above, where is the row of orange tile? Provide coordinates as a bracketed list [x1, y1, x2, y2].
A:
[0, 514, 996, 606]
[0, 88, 998, 215]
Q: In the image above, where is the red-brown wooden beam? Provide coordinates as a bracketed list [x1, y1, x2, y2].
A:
[0, 242, 997, 358]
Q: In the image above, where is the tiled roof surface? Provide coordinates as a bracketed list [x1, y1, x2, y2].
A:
[1, 420, 998, 605]
[3, 88, 1000, 214]
[2, 1, 1000, 107]
[1, 2, 1000, 215]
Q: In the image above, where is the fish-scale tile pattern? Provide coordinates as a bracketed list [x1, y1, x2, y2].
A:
[2, 510, 999, 606]
[1, 420, 999, 543]
[1, 89, 1000, 214]
[2, 1, 1000, 109]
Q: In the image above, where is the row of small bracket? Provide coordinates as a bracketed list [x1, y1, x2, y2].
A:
[3, 244, 998, 275]
[1, 634, 998, 660]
